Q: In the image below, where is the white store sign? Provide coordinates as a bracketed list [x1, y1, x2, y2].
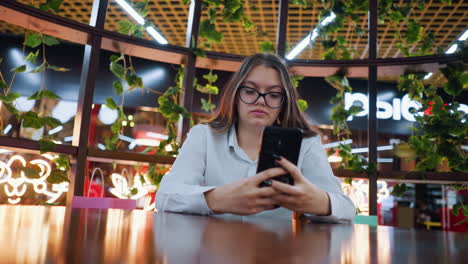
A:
[344, 92, 468, 122]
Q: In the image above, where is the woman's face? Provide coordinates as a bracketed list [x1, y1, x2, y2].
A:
[236, 65, 284, 129]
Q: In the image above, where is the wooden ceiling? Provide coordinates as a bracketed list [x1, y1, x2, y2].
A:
[1, 0, 467, 84]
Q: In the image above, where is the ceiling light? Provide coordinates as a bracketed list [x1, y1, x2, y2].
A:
[98, 105, 119, 125]
[458, 29, 468, 41]
[445, 44, 458, 54]
[328, 155, 343, 163]
[114, 0, 168, 45]
[3, 124, 12, 134]
[286, 12, 336, 60]
[322, 139, 353, 149]
[146, 27, 168, 45]
[115, 0, 145, 25]
[48, 125, 63, 135]
[422, 28, 467, 80]
[14, 96, 35, 112]
[423, 72, 433, 80]
[52, 100, 77, 123]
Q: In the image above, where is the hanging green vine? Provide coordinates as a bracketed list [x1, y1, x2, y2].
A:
[0, 0, 71, 186]
[156, 66, 190, 156]
[196, 70, 219, 113]
[196, 0, 255, 48]
[106, 0, 149, 151]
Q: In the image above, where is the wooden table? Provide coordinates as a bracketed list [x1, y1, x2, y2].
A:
[0, 205, 467, 263]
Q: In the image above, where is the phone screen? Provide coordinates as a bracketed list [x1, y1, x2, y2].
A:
[257, 126, 303, 186]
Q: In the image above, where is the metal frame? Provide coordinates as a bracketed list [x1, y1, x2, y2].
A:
[0, 0, 466, 212]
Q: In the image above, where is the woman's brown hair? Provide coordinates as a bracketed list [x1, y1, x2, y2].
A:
[208, 53, 317, 137]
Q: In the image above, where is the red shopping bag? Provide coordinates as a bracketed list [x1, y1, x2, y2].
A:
[72, 168, 136, 210]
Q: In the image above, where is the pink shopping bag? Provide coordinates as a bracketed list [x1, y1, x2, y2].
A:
[71, 168, 136, 210]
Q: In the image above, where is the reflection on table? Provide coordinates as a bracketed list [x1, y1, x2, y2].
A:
[0, 205, 467, 264]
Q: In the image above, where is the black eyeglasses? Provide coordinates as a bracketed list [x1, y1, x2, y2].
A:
[238, 86, 285, 109]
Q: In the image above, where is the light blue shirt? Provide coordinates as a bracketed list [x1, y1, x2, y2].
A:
[155, 124, 356, 222]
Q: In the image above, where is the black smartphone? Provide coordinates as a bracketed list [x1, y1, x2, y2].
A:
[257, 126, 303, 187]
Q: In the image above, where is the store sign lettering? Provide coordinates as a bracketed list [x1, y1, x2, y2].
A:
[344, 93, 468, 122]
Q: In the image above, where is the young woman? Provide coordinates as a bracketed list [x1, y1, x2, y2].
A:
[155, 53, 356, 221]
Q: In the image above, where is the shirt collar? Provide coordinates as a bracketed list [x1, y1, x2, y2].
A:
[228, 124, 257, 163]
[228, 124, 237, 148]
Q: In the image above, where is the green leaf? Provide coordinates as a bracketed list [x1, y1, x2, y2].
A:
[47, 64, 70, 72]
[42, 116, 62, 128]
[452, 204, 461, 216]
[104, 137, 117, 150]
[38, 138, 56, 154]
[443, 80, 462, 97]
[241, 16, 255, 32]
[290, 0, 309, 8]
[41, 0, 63, 13]
[366, 161, 377, 174]
[113, 81, 124, 96]
[344, 178, 353, 185]
[42, 35, 60, 46]
[193, 48, 206, 58]
[105, 97, 118, 110]
[22, 164, 42, 179]
[203, 71, 218, 84]
[21, 111, 44, 129]
[110, 55, 122, 63]
[24, 33, 42, 48]
[0, 92, 21, 103]
[201, 98, 215, 112]
[405, 20, 423, 44]
[391, 183, 407, 197]
[117, 19, 134, 35]
[42, 90, 61, 99]
[296, 99, 308, 112]
[110, 133, 119, 144]
[348, 105, 364, 116]
[291, 75, 304, 88]
[29, 63, 46, 73]
[259, 41, 275, 53]
[0, 80, 7, 90]
[110, 61, 125, 79]
[52, 155, 70, 171]
[3, 103, 19, 116]
[208, 8, 217, 24]
[110, 120, 121, 134]
[25, 50, 40, 64]
[389, 11, 404, 22]
[126, 74, 144, 90]
[130, 188, 138, 195]
[27, 91, 42, 100]
[461, 73, 468, 89]
[199, 19, 223, 43]
[394, 143, 416, 159]
[11, 65, 27, 73]
[28, 90, 61, 100]
[196, 84, 218, 95]
[454, 218, 468, 226]
[47, 169, 70, 184]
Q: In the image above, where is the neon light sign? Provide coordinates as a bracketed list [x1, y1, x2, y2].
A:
[0, 155, 68, 204]
[341, 179, 390, 214]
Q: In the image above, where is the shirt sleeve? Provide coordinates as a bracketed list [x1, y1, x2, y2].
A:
[155, 124, 215, 215]
[300, 136, 356, 223]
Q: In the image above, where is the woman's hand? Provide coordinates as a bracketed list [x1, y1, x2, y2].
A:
[271, 157, 331, 216]
[204, 167, 286, 215]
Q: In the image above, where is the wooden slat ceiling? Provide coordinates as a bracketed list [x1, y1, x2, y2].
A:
[1, 0, 467, 84]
